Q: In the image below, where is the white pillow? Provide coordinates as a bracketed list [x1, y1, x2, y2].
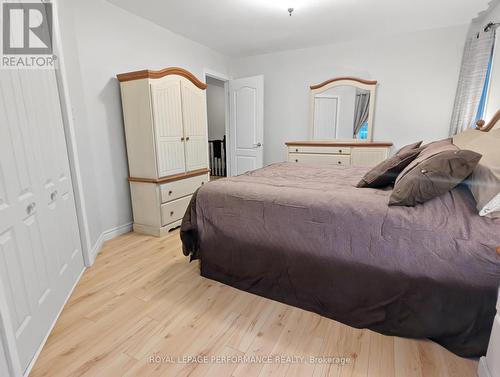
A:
[479, 192, 500, 218]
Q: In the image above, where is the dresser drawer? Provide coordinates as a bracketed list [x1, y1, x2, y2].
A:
[161, 195, 192, 226]
[289, 146, 351, 155]
[289, 153, 351, 166]
[160, 174, 208, 203]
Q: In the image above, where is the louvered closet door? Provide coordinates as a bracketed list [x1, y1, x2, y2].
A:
[150, 78, 186, 177]
[181, 80, 208, 171]
[0, 69, 84, 372]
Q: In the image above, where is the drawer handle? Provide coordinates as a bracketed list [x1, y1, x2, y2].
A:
[337, 161, 342, 165]
[50, 190, 58, 201]
[295, 159, 298, 162]
[339, 149, 342, 153]
[295, 148, 299, 152]
[168, 190, 173, 195]
[170, 211, 174, 216]
[181, 137, 185, 141]
[186, 137, 190, 141]
[201, 182, 205, 185]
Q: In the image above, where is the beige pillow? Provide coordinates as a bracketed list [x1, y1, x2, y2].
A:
[452, 128, 484, 149]
[455, 129, 500, 217]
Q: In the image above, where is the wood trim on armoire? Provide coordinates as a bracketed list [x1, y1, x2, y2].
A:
[128, 168, 210, 185]
[116, 67, 208, 89]
[310, 77, 378, 90]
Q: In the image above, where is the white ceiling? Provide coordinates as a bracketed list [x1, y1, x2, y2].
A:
[107, 0, 493, 57]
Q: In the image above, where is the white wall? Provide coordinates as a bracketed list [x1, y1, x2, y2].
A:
[230, 25, 468, 164]
[206, 77, 226, 140]
[55, 0, 473, 254]
[57, 0, 230, 256]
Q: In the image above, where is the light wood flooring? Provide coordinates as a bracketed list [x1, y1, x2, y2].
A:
[30, 230, 478, 377]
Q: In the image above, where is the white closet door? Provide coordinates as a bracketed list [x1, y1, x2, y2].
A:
[0, 69, 84, 372]
[0, 337, 10, 376]
[150, 78, 186, 177]
[181, 80, 208, 171]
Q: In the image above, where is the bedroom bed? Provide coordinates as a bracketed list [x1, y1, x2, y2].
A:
[181, 162, 500, 358]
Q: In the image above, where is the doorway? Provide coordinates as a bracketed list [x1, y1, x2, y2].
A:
[204, 71, 264, 178]
[205, 75, 228, 180]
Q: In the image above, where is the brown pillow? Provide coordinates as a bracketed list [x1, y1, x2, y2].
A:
[389, 149, 482, 207]
[420, 137, 454, 150]
[357, 148, 422, 188]
[396, 138, 456, 184]
[395, 141, 423, 155]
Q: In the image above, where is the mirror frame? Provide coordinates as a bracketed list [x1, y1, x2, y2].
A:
[310, 77, 378, 141]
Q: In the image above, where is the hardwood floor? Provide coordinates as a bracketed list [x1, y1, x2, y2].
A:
[30, 230, 478, 377]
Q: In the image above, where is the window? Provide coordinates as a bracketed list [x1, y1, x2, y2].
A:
[475, 45, 495, 125]
[358, 121, 369, 140]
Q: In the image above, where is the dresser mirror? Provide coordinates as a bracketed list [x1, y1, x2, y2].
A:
[310, 77, 377, 141]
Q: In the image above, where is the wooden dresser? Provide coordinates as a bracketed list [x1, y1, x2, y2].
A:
[286, 141, 393, 167]
[117, 67, 210, 237]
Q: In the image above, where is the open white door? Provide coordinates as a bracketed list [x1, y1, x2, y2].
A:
[228, 75, 264, 176]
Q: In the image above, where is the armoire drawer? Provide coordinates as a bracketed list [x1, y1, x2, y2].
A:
[161, 195, 192, 226]
[289, 153, 351, 166]
[289, 146, 351, 155]
[160, 174, 208, 203]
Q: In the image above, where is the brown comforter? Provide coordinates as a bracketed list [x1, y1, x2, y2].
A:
[181, 162, 500, 357]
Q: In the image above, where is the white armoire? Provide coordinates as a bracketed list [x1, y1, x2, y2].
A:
[117, 67, 210, 237]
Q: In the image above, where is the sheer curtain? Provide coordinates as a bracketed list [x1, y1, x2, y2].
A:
[449, 29, 496, 136]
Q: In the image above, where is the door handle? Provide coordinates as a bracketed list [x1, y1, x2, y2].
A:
[26, 202, 36, 215]
[253, 142, 262, 148]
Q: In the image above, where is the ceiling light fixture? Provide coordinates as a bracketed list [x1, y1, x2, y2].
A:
[249, 0, 328, 12]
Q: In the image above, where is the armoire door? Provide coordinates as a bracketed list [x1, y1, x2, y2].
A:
[181, 80, 209, 171]
[0, 69, 84, 372]
[150, 78, 186, 177]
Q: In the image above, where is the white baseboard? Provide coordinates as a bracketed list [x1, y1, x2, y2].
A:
[88, 222, 133, 266]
